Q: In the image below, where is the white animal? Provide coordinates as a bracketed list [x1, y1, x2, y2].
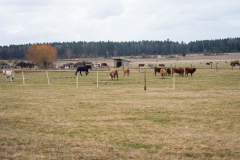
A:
[94, 64, 99, 69]
[3, 70, 14, 82]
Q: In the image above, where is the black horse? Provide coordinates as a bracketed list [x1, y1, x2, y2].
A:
[75, 65, 92, 76]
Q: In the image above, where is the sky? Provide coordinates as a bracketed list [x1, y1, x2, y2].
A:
[1, 0, 240, 46]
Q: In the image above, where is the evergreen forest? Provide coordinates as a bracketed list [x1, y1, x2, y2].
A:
[0, 37, 240, 60]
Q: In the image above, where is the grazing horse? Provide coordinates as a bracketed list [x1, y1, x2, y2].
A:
[160, 69, 166, 79]
[166, 68, 171, 76]
[3, 70, 14, 82]
[172, 68, 184, 76]
[75, 65, 92, 76]
[124, 67, 130, 76]
[230, 60, 239, 66]
[154, 67, 165, 76]
[109, 69, 118, 80]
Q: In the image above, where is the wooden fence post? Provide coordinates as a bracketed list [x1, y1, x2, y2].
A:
[144, 71, 146, 90]
[173, 71, 175, 90]
[46, 71, 50, 85]
[22, 71, 25, 85]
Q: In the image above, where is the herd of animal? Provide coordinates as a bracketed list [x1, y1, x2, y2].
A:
[3, 59, 239, 82]
[154, 67, 196, 79]
[74, 65, 196, 80]
[106, 66, 196, 80]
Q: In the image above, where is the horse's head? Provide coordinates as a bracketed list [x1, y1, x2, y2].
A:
[88, 65, 92, 70]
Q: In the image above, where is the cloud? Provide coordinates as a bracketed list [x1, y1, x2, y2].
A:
[4, 25, 25, 34]
[0, 0, 240, 45]
[83, 0, 124, 20]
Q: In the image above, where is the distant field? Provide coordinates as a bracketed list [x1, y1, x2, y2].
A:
[0, 62, 240, 159]
[54, 53, 240, 68]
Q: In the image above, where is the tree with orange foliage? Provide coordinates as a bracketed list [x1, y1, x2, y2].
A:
[25, 43, 57, 69]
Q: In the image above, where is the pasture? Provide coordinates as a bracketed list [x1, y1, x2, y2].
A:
[0, 62, 240, 159]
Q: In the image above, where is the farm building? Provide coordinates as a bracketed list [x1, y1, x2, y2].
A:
[62, 63, 74, 69]
[73, 61, 91, 68]
[113, 59, 131, 67]
[16, 61, 36, 68]
[0, 61, 10, 69]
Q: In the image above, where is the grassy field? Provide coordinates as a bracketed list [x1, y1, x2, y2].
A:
[0, 64, 240, 159]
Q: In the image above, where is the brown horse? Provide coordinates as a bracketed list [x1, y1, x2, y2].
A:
[124, 67, 130, 76]
[166, 68, 171, 76]
[109, 69, 118, 80]
[185, 67, 196, 77]
[172, 68, 184, 76]
[160, 69, 166, 79]
[154, 67, 165, 76]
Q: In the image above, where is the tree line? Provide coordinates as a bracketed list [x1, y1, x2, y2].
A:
[1, 37, 240, 60]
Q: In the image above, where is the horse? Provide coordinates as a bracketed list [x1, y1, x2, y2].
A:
[160, 69, 166, 79]
[75, 65, 92, 76]
[109, 69, 118, 80]
[124, 67, 130, 76]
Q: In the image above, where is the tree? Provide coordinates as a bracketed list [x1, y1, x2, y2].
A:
[65, 48, 73, 59]
[182, 50, 186, 57]
[25, 43, 57, 69]
[164, 50, 169, 59]
[141, 53, 146, 58]
[72, 54, 76, 60]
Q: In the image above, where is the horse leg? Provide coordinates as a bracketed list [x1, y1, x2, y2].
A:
[80, 71, 82, 76]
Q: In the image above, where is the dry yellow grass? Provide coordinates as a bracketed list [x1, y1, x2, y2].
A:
[0, 64, 240, 159]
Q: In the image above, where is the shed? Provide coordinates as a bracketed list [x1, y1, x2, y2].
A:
[113, 59, 131, 68]
[0, 61, 10, 69]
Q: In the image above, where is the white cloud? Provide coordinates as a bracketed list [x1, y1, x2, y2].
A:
[4, 25, 25, 34]
[0, 0, 240, 45]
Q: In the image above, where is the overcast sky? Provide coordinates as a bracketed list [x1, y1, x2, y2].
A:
[1, 0, 240, 46]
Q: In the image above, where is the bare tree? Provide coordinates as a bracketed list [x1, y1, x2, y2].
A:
[65, 48, 73, 59]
